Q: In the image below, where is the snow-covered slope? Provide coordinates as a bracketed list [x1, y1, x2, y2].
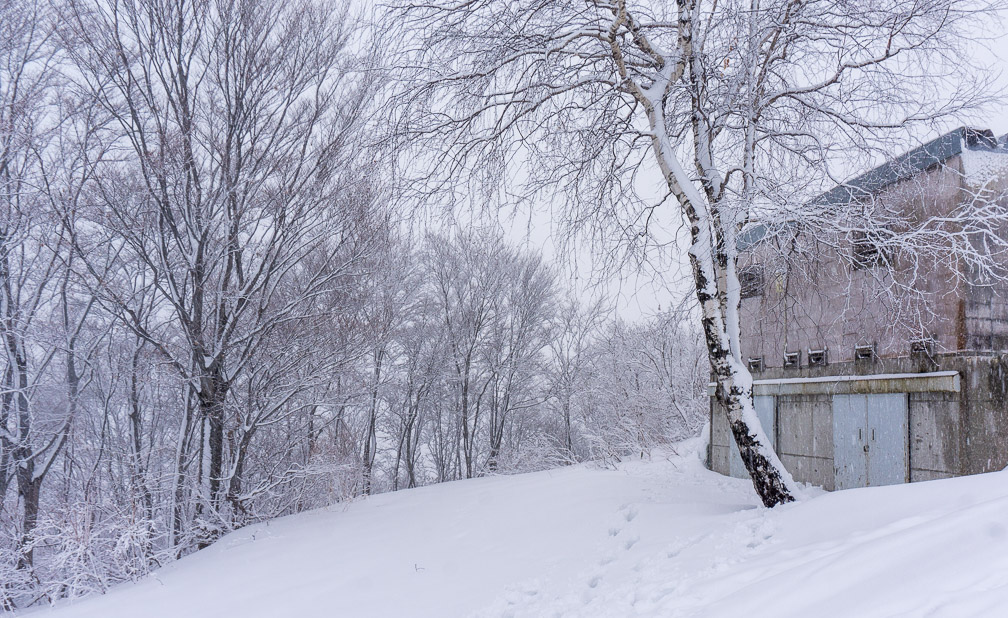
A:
[30, 439, 1008, 618]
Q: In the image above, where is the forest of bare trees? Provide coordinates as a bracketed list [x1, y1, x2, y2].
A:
[0, 0, 709, 606]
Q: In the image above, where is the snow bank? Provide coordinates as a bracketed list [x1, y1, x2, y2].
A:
[29, 439, 1008, 617]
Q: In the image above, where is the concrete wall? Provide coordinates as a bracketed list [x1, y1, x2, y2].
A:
[718, 138, 1008, 488]
[738, 160, 968, 369]
[709, 399, 732, 482]
[739, 154, 1008, 369]
[963, 161, 1008, 352]
[960, 355, 1008, 475]
[711, 394, 842, 489]
[708, 354, 1008, 489]
[909, 391, 960, 481]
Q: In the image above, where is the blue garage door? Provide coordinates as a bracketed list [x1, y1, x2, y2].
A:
[832, 393, 908, 489]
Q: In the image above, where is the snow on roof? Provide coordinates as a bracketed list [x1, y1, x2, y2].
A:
[960, 136, 1008, 184]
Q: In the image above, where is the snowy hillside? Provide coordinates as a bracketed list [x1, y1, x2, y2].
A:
[30, 439, 1008, 618]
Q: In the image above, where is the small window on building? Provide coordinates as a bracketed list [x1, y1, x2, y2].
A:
[783, 350, 801, 368]
[854, 343, 876, 362]
[808, 348, 829, 367]
[738, 266, 764, 299]
[851, 231, 884, 270]
[747, 356, 764, 372]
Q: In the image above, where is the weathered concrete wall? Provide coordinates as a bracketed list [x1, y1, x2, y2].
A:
[909, 391, 960, 481]
[707, 354, 1008, 489]
[719, 136, 1008, 487]
[959, 355, 1008, 475]
[963, 159, 1008, 352]
[738, 161, 967, 369]
[739, 153, 1008, 369]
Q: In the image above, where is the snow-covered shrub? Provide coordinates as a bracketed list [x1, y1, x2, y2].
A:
[577, 313, 708, 462]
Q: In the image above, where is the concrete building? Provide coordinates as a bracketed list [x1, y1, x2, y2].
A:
[709, 127, 1008, 489]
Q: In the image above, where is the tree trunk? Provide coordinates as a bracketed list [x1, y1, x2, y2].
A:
[7, 315, 37, 568]
[362, 349, 384, 495]
[226, 425, 257, 525]
[128, 345, 155, 563]
[0, 367, 13, 506]
[403, 389, 422, 489]
[459, 357, 473, 479]
[688, 218, 797, 507]
[197, 365, 229, 513]
[563, 398, 573, 458]
[644, 99, 797, 508]
[16, 474, 41, 570]
[171, 391, 193, 557]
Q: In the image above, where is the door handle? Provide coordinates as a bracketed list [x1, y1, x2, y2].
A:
[871, 429, 875, 441]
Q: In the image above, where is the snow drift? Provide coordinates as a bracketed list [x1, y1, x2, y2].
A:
[28, 439, 1008, 617]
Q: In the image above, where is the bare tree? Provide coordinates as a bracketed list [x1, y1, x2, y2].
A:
[359, 232, 408, 495]
[482, 248, 555, 471]
[64, 0, 381, 543]
[577, 312, 707, 461]
[0, 0, 111, 577]
[427, 230, 501, 479]
[391, 0, 1002, 505]
[390, 300, 442, 489]
[0, 0, 60, 572]
[548, 296, 607, 459]
[419, 229, 559, 479]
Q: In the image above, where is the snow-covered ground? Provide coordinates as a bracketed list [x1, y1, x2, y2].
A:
[29, 438, 1008, 618]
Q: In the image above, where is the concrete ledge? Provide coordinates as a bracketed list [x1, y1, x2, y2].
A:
[708, 371, 961, 396]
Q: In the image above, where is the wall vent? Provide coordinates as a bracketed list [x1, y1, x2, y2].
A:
[783, 350, 801, 368]
[808, 348, 829, 367]
[854, 343, 876, 362]
[910, 338, 936, 358]
[852, 231, 884, 269]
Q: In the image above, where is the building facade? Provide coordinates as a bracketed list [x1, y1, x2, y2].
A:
[709, 127, 1008, 489]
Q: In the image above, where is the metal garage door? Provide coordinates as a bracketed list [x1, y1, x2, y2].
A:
[832, 393, 908, 489]
[729, 395, 776, 479]
[832, 394, 867, 489]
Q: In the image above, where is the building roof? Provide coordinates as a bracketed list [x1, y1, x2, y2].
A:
[812, 127, 1002, 208]
[738, 127, 1008, 251]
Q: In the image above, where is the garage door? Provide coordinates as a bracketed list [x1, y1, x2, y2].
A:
[832, 393, 908, 489]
